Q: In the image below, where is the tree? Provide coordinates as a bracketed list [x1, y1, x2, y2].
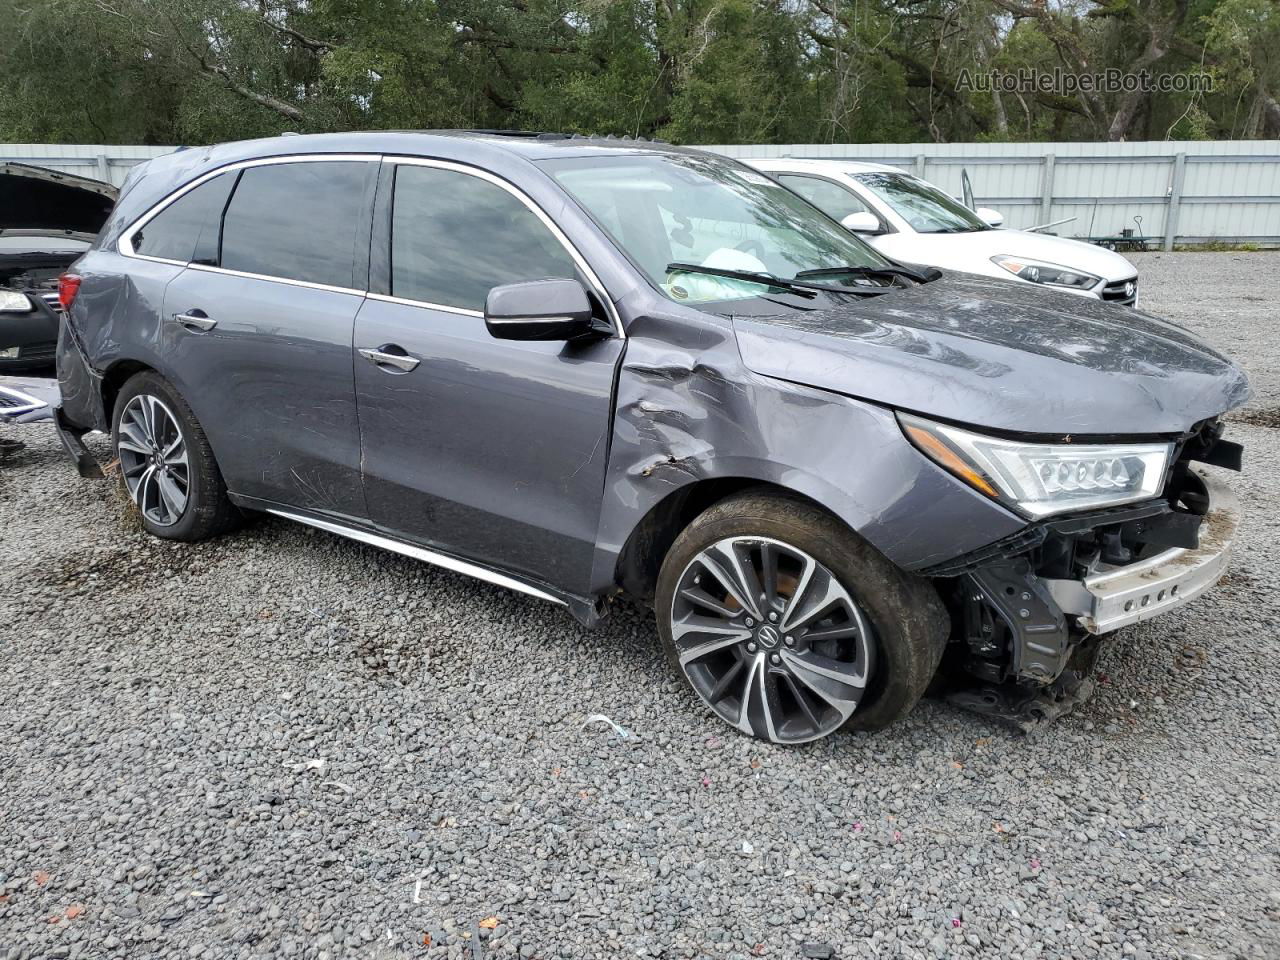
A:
[0, 0, 1269, 145]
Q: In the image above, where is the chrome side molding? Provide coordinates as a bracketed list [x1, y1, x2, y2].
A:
[265, 508, 566, 606]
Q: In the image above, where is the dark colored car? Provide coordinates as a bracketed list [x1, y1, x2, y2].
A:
[0, 163, 116, 373]
[56, 132, 1247, 743]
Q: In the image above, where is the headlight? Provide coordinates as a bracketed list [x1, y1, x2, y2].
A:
[991, 255, 1100, 291]
[899, 413, 1172, 518]
[0, 290, 33, 313]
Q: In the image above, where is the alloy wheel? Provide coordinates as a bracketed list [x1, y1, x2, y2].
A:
[117, 394, 191, 527]
[670, 536, 875, 743]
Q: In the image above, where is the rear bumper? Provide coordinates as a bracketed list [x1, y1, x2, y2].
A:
[55, 314, 108, 432]
[1043, 466, 1238, 635]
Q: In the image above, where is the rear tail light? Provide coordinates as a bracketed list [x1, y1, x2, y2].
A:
[58, 273, 82, 312]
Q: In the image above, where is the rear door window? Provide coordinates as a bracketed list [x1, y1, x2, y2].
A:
[133, 172, 235, 264]
[390, 165, 577, 312]
[219, 161, 372, 288]
[777, 174, 873, 223]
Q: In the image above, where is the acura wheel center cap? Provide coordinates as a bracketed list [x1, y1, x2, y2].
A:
[755, 624, 781, 649]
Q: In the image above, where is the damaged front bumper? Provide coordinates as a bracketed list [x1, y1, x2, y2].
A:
[940, 461, 1240, 728]
[1043, 466, 1238, 635]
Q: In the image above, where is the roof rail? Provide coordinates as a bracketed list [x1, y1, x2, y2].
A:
[461, 129, 546, 139]
[463, 128, 670, 145]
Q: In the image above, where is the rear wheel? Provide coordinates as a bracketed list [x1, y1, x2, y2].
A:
[656, 490, 948, 744]
[111, 371, 238, 541]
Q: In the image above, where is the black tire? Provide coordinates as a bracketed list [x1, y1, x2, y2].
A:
[656, 489, 949, 743]
[111, 371, 239, 542]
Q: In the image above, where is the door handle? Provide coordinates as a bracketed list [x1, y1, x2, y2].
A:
[171, 312, 217, 332]
[358, 346, 420, 372]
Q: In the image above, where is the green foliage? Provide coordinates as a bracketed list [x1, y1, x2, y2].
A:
[0, 0, 1271, 145]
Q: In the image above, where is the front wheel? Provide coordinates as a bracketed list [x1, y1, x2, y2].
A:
[655, 490, 948, 744]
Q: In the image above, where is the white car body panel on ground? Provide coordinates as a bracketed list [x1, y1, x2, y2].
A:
[747, 158, 1139, 305]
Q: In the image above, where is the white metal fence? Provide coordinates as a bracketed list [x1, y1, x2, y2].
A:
[1, 143, 174, 188]
[703, 140, 1280, 250]
[4, 139, 1279, 249]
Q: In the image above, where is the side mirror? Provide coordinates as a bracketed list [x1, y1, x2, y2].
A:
[841, 211, 882, 235]
[484, 279, 595, 342]
[976, 207, 1004, 228]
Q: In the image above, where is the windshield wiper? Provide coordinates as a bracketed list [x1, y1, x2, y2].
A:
[666, 263, 890, 298]
[795, 264, 941, 284]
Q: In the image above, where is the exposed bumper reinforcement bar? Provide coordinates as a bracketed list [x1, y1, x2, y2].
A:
[53, 406, 104, 479]
[1043, 466, 1238, 635]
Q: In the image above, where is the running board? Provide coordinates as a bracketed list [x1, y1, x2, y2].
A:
[264, 508, 568, 608]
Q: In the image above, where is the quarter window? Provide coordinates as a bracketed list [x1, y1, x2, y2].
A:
[778, 175, 873, 224]
[132, 172, 235, 263]
[390, 165, 577, 312]
[219, 161, 372, 288]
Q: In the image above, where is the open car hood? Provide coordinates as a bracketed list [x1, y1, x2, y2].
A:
[0, 163, 117, 238]
[733, 272, 1250, 436]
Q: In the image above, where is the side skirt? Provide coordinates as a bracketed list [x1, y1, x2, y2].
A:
[229, 495, 607, 626]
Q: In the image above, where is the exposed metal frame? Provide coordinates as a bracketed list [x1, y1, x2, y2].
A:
[265, 507, 568, 607]
[1044, 466, 1238, 635]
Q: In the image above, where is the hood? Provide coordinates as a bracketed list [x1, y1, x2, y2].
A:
[733, 272, 1249, 436]
[0, 163, 118, 238]
[874, 227, 1136, 284]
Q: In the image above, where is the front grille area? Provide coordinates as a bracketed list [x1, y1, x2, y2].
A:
[39, 292, 62, 312]
[1100, 277, 1138, 306]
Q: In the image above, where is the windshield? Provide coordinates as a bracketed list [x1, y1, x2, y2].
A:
[853, 172, 989, 234]
[542, 154, 895, 305]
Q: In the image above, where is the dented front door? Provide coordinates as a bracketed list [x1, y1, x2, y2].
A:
[353, 297, 621, 595]
[353, 158, 624, 595]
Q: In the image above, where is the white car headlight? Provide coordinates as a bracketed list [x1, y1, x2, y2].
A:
[899, 413, 1172, 518]
[991, 255, 1100, 291]
[0, 290, 33, 313]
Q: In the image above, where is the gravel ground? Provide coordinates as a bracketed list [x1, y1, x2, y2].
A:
[1, 252, 1278, 960]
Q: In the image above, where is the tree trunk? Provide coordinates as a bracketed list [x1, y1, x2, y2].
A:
[1261, 87, 1280, 137]
[1106, 0, 1187, 141]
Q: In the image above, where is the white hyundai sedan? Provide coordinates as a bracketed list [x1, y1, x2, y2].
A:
[747, 158, 1139, 306]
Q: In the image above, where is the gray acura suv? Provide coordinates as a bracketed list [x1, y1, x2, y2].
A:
[56, 131, 1247, 743]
